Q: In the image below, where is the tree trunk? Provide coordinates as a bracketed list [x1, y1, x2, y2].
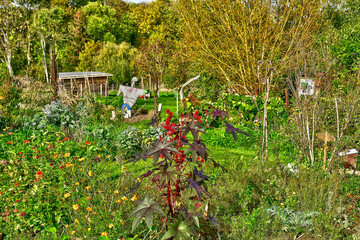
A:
[5, 48, 13, 79]
[154, 76, 158, 117]
[50, 38, 58, 101]
[40, 35, 49, 84]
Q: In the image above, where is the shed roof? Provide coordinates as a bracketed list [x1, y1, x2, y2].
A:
[59, 72, 113, 80]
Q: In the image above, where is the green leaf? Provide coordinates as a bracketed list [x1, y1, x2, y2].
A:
[154, 162, 179, 182]
[129, 194, 165, 232]
[161, 219, 197, 240]
[47, 227, 57, 233]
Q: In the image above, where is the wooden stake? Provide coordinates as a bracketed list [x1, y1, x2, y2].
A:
[100, 84, 103, 96]
[285, 88, 289, 110]
[323, 131, 328, 170]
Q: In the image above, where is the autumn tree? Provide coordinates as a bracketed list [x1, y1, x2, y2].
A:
[175, 0, 323, 95]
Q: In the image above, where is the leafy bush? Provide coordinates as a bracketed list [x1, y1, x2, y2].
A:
[116, 126, 163, 160]
[267, 205, 318, 232]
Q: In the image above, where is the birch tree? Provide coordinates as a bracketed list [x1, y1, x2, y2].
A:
[0, 1, 25, 79]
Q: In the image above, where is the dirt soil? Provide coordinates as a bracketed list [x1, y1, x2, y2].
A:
[124, 110, 154, 124]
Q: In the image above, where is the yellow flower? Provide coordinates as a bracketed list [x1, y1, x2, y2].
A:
[137, 177, 141, 182]
[121, 196, 128, 201]
[86, 207, 92, 212]
[79, 157, 85, 162]
[72, 204, 79, 211]
[64, 153, 70, 157]
[88, 171, 93, 177]
[88, 228, 91, 232]
[115, 200, 122, 204]
[114, 190, 119, 194]
[71, 231, 75, 235]
[121, 166, 126, 171]
[131, 194, 138, 201]
[293, 191, 296, 195]
[54, 154, 58, 159]
[100, 232, 108, 237]
[120, 219, 124, 225]
[75, 182, 79, 185]
[65, 224, 69, 228]
[85, 186, 91, 190]
[64, 193, 71, 198]
[75, 219, 79, 224]
[85, 197, 91, 200]
[108, 223, 114, 229]
[280, 203, 284, 206]
[3, 128, 6, 131]
[106, 155, 110, 158]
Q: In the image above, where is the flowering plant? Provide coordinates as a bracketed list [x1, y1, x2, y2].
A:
[127, 108, 248, 239]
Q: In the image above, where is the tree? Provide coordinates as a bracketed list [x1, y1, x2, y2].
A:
[175, 0, 323, 95]
[134, 39, 169, 116]
[0, 1, 25, 79]
[130, 0, 179, 46]
[31, 7, 68, 83]
[81, 1, 136, 44]
[94, 41, 137, 84]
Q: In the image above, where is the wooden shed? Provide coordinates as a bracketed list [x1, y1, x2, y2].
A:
[58, 72, 113, 96]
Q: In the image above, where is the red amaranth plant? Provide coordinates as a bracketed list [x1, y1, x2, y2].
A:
[127, 108, 248, 239]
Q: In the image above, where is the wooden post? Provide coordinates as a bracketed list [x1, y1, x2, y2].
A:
[70, 78, 72, 95]
[149, 75, 152, 91]
[323, 131, 328, 170]
[80, 84, 83, 97]
[100, 84, 103, 96]
[141, 77, 144, 89]
[105, 83, 108, 97]
[285, 88, 289, 110]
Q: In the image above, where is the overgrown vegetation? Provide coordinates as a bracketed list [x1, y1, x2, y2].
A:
[2, 0, 360, 239]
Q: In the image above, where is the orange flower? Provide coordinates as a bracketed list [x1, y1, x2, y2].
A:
[86, 207, 92, 211]
[35, 171, 44, 179]
[66, 163, 74, 168]
[24, 140, 30, 144]
[85, 197, 91, 200]
[7, 141, 13, 145]
[85, 142, 91, 145]
[8, 132, 13, 135]
[100, 232, 108, 237]
[64, 137, 70, 141]
[131, 194, 138, 201]
[85, 186, 91, 190]
[115, 200, 122, 204]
